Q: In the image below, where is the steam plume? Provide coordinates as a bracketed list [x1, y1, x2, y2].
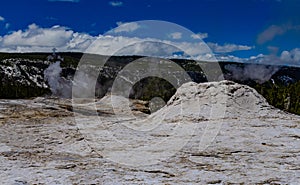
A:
[225, 64, 280, 84]
[44, 61, 72, 98]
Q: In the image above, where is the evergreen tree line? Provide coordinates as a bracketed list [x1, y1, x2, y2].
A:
[253, 81, 300, 115]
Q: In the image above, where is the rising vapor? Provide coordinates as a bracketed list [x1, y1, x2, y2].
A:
[225, 64, 280, 84]
[44, 61, 72, 98]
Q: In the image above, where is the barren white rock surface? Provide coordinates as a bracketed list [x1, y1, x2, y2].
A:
[0, 81, 299, 184]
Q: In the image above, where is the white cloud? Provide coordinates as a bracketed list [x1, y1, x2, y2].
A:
[0, 23, 242, 62]
[279, 48, 300, 64]
[2, 23, 298, 67]
[2, 24, 73, 47]
[5, 23, 10, 29]
[0, 16, 4, 21]
[48, 0, 80, 2]
[0, 23, 95, 52]
[216, 54, 245, 63]
[280, 50, 291, 62]
[67, 32, 96, 51]
[116, 21, 123, 26]
[109, 1, 123, 7]
[249, 54, 264, 60]
[113, 22, 140, 33]
[191, 33, 208, 40]
[86, 35, 142, 55]
[86, 36, 213, 60]
[169, 32, 182, 39]
[208, 43, 253, 53]
[173, 41, 211, 56]
[244, 49, 300, 66]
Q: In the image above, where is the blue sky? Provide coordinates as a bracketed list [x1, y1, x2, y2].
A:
[0, 0, 299, 66]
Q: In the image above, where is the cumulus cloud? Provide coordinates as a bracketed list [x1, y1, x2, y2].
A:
[218, 48, 300, 67]
[244, 48, 300, 67]
[208, 42, 253, 53]
[113, 22, 140, 33]
[191, 33, 208, 39]
[2, 24, 73, 47]
[1, 23, 298, 67]
[0, 23, 252, 63]
[67, 32, 95, 51]
[0, 23, 207, 56]
[169, 32, 182, 39]
[216, 54, 245, 63]
[0, 16, 4, 21]
[81, 33, 217, 61]
[0, 23, 95, 52]
[279, 48, 300, 64]
[109, 1, 123, 7]
[85, 35, 212, 58]
[84, 35, 138, 55]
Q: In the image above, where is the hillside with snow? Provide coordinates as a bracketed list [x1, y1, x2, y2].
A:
[1, 53, 300, 115]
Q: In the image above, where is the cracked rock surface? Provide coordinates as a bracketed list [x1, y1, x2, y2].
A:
[0, 81, 299, 184]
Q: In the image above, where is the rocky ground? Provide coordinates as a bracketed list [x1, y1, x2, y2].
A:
[0, 81, 299, 184]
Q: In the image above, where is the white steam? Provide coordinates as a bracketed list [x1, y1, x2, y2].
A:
[44, 61, 72, 98]
[225, 64, 280, 84]
[44, 62, 102, 98]
[72, 69, 101, 98]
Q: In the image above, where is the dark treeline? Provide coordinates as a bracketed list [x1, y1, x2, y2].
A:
[0, 83, 50, 99]
[253, 81, 300, 115]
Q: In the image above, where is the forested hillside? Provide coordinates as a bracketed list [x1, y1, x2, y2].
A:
[0, 52, 299, 115]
